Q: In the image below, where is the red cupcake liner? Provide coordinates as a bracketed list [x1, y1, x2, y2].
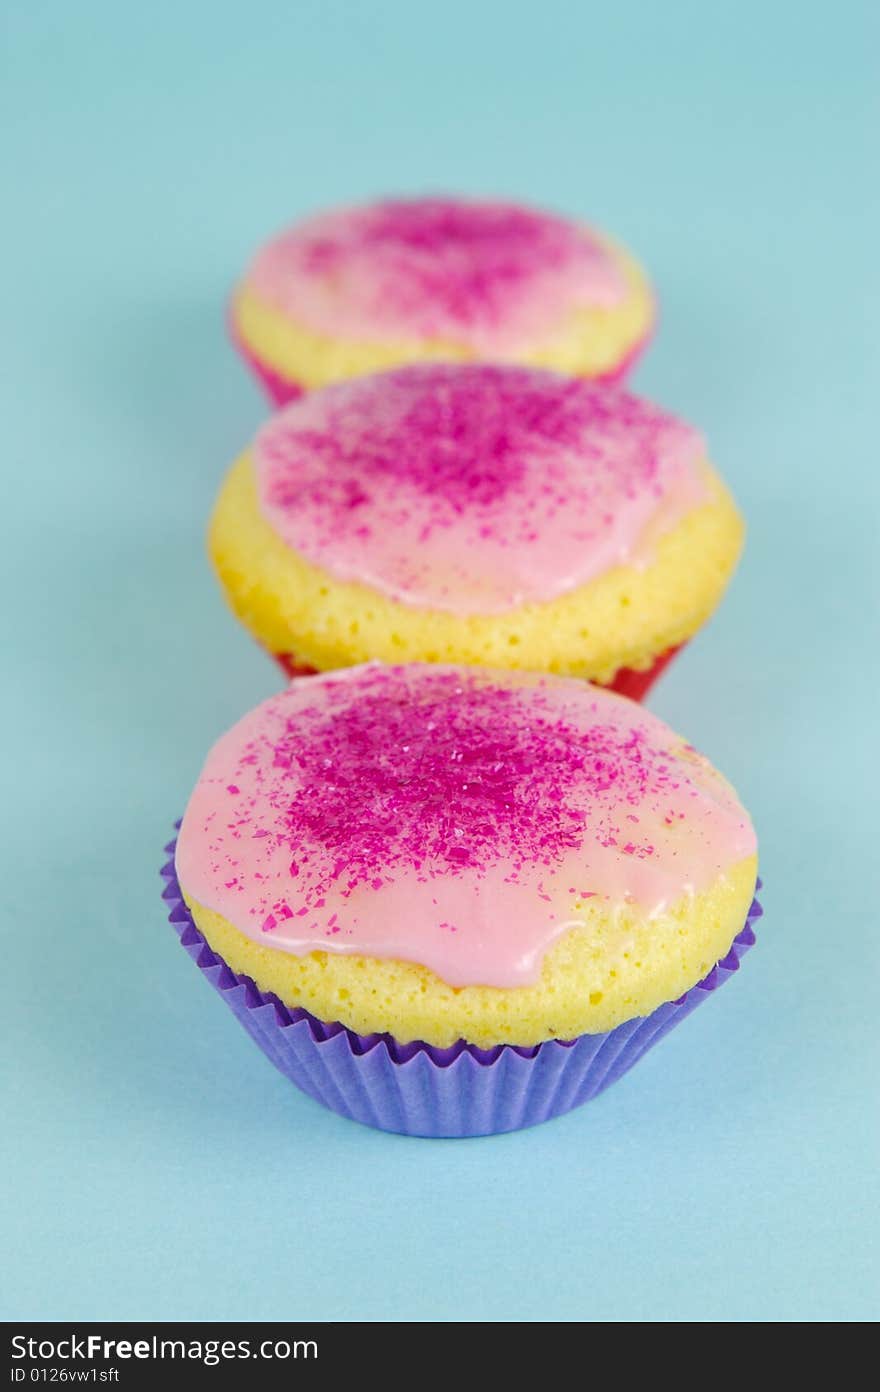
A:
[271, 643, 685, 703]
[604, 643, 684, 701]
[228, 305, 304, 407]
[229, 303, 652, 409]
[593, 325, 653, 384]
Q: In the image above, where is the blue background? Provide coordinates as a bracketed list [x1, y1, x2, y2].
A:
[3, 0, 878, 1323]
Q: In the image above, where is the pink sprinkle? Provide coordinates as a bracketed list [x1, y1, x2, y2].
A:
[249, 198, 624, 351]
[211, 668, 675, 922]
[176, 663, 757, 987]
[255, 363, 702, 616]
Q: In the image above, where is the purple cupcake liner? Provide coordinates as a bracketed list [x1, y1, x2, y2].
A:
[161, 827, 762, 1138]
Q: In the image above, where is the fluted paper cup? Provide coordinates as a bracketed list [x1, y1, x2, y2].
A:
[162, 829, 761, 1138]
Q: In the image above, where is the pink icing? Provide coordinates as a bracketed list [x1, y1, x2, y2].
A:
[176, 664, 756, 990]
[245, 198, 626, 354]
[254, 364, 707, 614]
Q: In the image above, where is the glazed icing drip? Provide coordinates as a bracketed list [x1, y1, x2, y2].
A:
[176, 665, 756, 989]
[255, 364, 707, 614]
[245, 198, 626, 353]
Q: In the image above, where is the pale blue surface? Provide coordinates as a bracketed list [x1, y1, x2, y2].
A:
[2, 0, 878, 1323]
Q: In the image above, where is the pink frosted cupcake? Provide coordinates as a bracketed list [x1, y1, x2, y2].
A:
[210, 363, 744, 696]
[230, 197, 655, 404]
[164, 664, 760, 1137]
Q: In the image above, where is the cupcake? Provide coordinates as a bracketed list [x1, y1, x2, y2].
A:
[165, 663, 760, 1137]
[209, 363, 744, 699]
[230, 197, 654, 403]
